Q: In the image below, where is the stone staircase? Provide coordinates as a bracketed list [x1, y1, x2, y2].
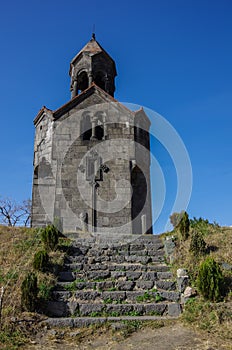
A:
[44, 234, 181, 327]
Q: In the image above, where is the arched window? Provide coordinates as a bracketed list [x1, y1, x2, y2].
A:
[131, 165, 147, 232]
[95, 124, 104, 140]
[81, 113, 92, 140]
[94, 71, 105, 90]
[94, 114, 104, 140]
[81, 112, 105, 141]
[77, 71, 88, 92]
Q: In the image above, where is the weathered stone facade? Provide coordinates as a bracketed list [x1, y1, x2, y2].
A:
[32, 35, 152, 234]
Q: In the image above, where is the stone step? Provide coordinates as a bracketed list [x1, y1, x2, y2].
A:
[77, 303, 168, 317]
[66, 239, 164, 250]
[44, 314, 179, 328]
[44, 234, 181, 323]
[67, 232, 163, 242]
[62, 263, 170, 273]
[45, 301, 181, 318]
[52, 290, 180, 303]
[56, 278, 176, 292]
[64, 253, 165, 265]
[65, 245, 165, 256]
[58, 269, 173, 283]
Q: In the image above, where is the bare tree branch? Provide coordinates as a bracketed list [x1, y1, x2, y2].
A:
[20, 199, 32, 227]
[0, 197, 32, 227]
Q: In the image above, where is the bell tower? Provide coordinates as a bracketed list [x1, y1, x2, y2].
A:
[69, 34, 117, 98]
[32, 35, 153, 235]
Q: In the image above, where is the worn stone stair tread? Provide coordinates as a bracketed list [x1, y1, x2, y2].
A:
[53, 290, 180, 302]
[44, 315, 179, 328]
[45, 300, 181, 318]
[65, 255, 165, 264]
[43, 234, 181, 321]
[77, 302, 176, 315]
[57, 271, 174, 283]
[55, 279, 177, 293]
[63, 263, 170, 272]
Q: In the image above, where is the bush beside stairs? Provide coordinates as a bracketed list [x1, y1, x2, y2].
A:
[43, 233, 181, 327]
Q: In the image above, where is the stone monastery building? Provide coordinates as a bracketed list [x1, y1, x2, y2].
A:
[31, 35, 152, 235]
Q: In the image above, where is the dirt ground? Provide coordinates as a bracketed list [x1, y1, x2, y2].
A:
[23, 321, 232, 350]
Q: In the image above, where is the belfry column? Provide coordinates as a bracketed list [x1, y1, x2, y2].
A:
[88, 71, 93, 86]
[91, 117, 97, 140]
[71, 80, 78, 98]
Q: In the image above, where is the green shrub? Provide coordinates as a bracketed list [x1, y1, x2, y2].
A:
[21, 272, 38, 311]
[38, 282, 53, 300]
[178, 211, 190, 240]
[33, 250, 49, 272]
[190, 217, 220, 235]
[41, 225, 59, 251]
[197, 257, 224, 301]
[189, 230, 206, 256]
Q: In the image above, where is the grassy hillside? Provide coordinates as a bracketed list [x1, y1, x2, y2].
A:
[0, 225, 67, 349]
[167, 220, 232, 342]
[0, 222, 231, 349]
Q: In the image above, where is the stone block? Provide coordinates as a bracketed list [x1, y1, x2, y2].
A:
[126, 271, 142, 281]
[117, 281, 135, 291]
[125, 291, 145, 302]
[75, 282, 87, 290]
[125, 264, 146, 271]
[52, 291, 72, 301]
[144, 303, 167, 315]
[136, 280, 154, 290]
[177, 277, 189, 293]
[73, 318, 106, 327]
[45, 301, 69, 317]
[150, 255, 165, 263]
[111, 271, 126, 278]
[157, 271, 173, 280]
[96, 281, 115, 290]
[87, 270, 110, 280]
[102, 291, 126, 302]
[75, 291, 100, 300]
[130, 250, 148, 256]
[158, 291, 180, 302]
[105, 304, 133, 315]
[125, 255, 151, 264]
[79, 304, 104, 316]
[129, 244, 145, 251]
[177, 268, 188, 278]
[142, 272, 157, 281]
[133, 304, 145, 315]
[88, 264, 108, 271]
[45, 318, 74, 328]
[168, 303, 182, 317]
[66, 263, 83, 271]
[58, 271, 75, 282]
[145, 265, 169, 272]
[67, 301, 79, 316]
[110, 255, 125, 263]
[156, 280, 176, 291]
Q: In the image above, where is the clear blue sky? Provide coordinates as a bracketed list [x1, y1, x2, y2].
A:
[0, 0, 231, 232]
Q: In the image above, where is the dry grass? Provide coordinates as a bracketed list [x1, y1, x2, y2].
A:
[171, 225, 232, 283]
[0, 223, 232, 349]
[170, 224, 232, 342]
[0, 225, 67, 326]
[0, 226, 40, 318]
